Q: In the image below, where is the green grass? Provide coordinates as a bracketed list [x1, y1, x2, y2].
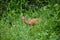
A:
[0, 0, 60, 40]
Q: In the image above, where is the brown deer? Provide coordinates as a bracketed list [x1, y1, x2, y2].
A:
[22, 16, 40, 25]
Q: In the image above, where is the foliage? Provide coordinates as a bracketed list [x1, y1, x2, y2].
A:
[0, 0, 60, 40]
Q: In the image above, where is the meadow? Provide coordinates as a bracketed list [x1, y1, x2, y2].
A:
[0, 0, 60, 40]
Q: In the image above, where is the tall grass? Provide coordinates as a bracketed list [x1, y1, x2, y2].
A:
[0, 0, 60, 40]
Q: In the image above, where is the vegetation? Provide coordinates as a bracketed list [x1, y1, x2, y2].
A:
[0, 0, 60, 40]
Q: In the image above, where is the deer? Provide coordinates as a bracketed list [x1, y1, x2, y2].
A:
[22, 16, 40, 25]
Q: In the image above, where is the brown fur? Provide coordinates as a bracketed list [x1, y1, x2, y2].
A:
[22, 16, 40, 25]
